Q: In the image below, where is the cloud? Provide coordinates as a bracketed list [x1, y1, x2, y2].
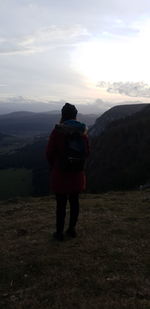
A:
[97, 81, 150, 98]
[0, 83, 7, 87]
[0, 95, 112, 114]
[0, 37, 42, 55]
[0, 25, 90, 56]
[1, 0, 150, 101]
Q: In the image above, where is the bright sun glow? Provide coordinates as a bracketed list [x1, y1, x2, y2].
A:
[71, 20, 150, 85]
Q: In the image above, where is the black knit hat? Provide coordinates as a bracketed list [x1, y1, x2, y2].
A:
[61, 103, 78, 121]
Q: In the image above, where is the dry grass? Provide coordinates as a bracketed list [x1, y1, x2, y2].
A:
[0, 190, 150, 308]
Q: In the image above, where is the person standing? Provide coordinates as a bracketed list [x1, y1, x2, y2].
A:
[46, 103, 89, 241]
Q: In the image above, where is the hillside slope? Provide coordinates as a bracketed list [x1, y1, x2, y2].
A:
[89, 103, 149, 137]
[0, 191, 150, 309]
[87, 104, 150, 192]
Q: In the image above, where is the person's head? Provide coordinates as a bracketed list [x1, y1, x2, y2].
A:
[61, 103, 78, 122]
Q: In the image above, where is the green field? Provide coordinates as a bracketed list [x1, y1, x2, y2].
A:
[0, 169, 32, 199]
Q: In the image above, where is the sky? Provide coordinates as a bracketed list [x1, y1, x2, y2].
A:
[1, 0, 150, 112]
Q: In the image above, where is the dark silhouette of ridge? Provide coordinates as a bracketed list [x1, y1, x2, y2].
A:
[89, 103, 149, 137]
[87, 104, 150, 192]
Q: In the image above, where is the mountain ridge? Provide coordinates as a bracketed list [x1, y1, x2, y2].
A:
[89, 103, 150, 137]
[87, 104, 150, 192]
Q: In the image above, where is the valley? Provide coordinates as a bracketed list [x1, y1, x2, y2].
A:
[0, 103, 150, 199]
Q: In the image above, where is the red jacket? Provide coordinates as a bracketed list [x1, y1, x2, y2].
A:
[46, 121, 89, 194]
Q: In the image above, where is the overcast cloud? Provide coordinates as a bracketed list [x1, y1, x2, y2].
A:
[97, 82, 150, 98]
[0, 0, 150, 107]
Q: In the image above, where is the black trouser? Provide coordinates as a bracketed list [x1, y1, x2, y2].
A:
[55, 193, 79, 234]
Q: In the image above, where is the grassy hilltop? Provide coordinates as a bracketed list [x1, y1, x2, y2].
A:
[0, 191, 150, 309]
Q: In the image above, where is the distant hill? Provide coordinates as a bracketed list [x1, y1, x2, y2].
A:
[0, 100, 62, 114]
[0, 111, 97, 137]
[0, 98, 107, 115]
[0, 132, 11, 141]
[87, 104, 150, 192]
[89, 103, 149, 137]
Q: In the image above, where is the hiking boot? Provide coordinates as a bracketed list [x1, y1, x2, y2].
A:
[66, 228, 77, 238]
[53, 232, 64, 241]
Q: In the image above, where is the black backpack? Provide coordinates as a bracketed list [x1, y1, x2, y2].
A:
[60, 131, 86, 172]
